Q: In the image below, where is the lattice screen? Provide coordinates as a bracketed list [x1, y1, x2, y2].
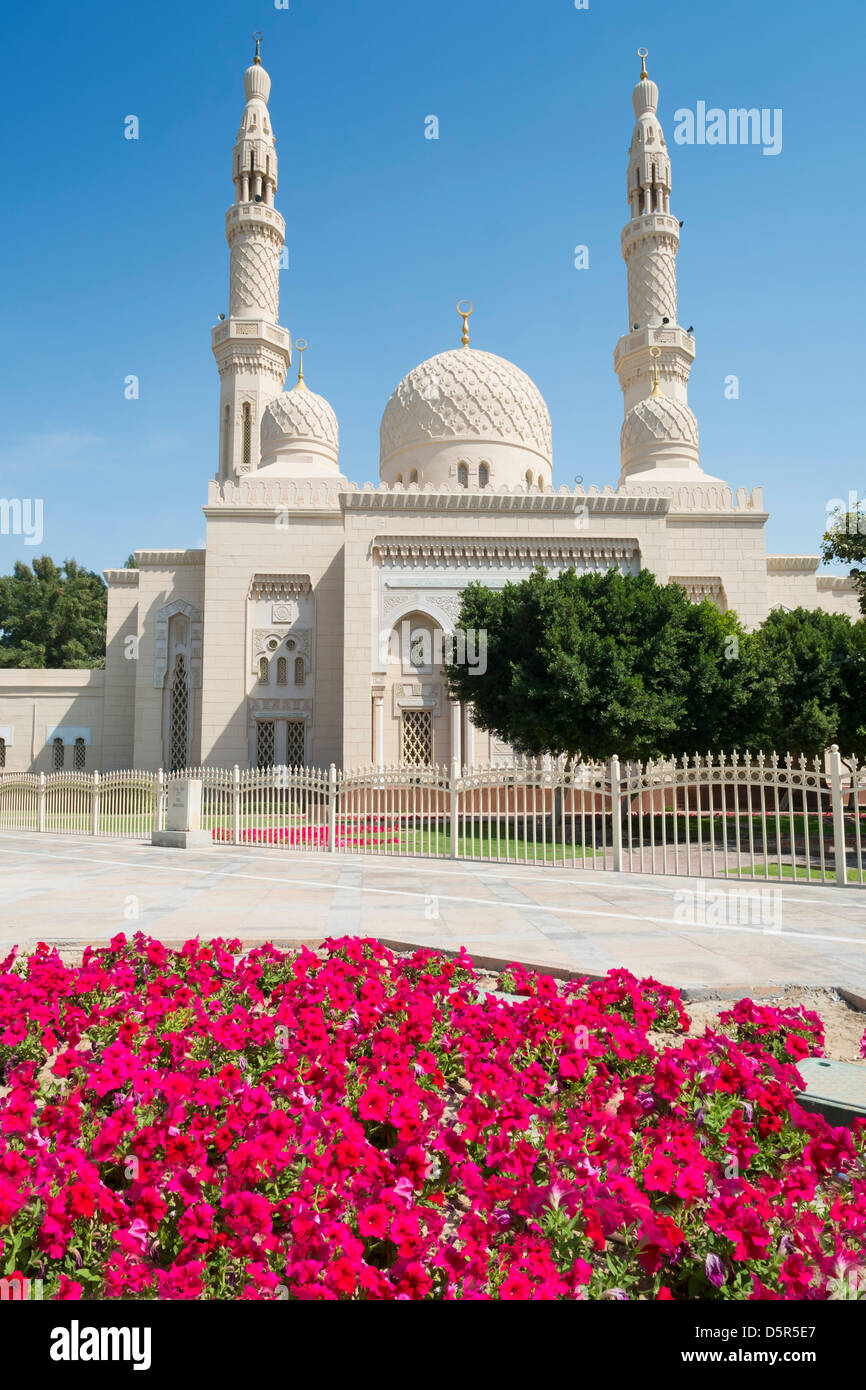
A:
[256, 720, 275, 769]
[53, 738, 65, 769]
[73, 738, 86, 770]
[0, 738, 5, 768]
[169, 655, 189, 772]
[402, 710, 432, 766]
[285, 720, 305, 768]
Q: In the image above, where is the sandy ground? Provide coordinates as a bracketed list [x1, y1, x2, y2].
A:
[680, 986, 866, 1064]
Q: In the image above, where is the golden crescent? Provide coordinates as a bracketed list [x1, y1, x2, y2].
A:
[456, 300, 474, 317]
[295, 338, 308, 351]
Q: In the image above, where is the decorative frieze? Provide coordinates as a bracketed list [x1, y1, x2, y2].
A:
[247, 574, 312, 601]
[766, 555, 820, 573]
[372, 535, 641, 568]
[668, 575, 727, 608]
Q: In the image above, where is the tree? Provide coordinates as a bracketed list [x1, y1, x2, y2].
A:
[124, 553, 139, 569]
[745, 607, 866, 761]
[445, 567, 752, 762]
[0, 557, 107, 669]
[821, 505, 866, 616]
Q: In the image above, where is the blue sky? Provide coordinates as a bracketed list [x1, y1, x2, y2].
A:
[1, 0, 863, 573]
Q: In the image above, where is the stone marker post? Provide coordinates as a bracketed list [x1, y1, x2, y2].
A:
[151, 778, 213, 849]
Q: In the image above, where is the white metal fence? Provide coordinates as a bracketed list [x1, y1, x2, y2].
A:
[1, 746, 864, 885]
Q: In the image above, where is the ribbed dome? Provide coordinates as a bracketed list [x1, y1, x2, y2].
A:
[259, 383, 339, 475]
[621, 395, 698, 452]
[380, 348, 552, 485]
[632, 76, 659, 116]
[244, 62, 271, 104]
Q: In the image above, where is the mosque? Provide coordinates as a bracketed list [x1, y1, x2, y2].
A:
[0, 44, 857, 775]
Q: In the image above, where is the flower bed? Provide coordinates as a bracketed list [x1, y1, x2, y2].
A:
[0, 936, 864, 1300]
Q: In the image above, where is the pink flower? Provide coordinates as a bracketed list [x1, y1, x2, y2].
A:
[643, 1153, 676, 1193]
[358, 1204, 391, 1240]
[358, 1084, 391, 1123]
[57, 1276, 83, 1300]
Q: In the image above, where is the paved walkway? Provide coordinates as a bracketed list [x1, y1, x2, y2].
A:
[0, 831, 865, 996]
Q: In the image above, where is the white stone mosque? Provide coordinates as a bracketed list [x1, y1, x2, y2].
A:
[0, 43, 857, 775]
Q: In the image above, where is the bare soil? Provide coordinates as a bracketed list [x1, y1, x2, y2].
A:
[680, 986, 866, 1064]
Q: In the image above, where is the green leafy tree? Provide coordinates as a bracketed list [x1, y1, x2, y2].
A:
[0, 557, 107, 669]
[745, 607, 866, 761]
[821, 505, 866, 616]
[445, 567, 753, 761]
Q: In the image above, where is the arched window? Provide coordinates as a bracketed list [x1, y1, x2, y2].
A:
[242, 403, 252, 467]
[525, 469, 533, 489]
[168, 654, 189, 772]
[537, 475, 544, 491]
[0, 737, 5, 768]
[258, 656, 270, 684]
[53, 738, 65, 770]
[294, 656, 305, 685]
[457, 463, 468, 488]
[73, 738, 86, 770]
[395, 473, 403, 485]
[276, 656, 288, 685]
[409, 468, 418, 484]
[478, 463, 489, 488]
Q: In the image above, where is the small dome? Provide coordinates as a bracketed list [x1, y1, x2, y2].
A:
[621, 395, 699, 452]
[632, 77, 659, 117]
[244, 62, 271, 104]
[380, 347, 552, 488]
[259, 382, 339, 475]
[619, 393, 718, 483]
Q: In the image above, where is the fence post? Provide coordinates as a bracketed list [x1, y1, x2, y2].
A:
[232, 765, 240, 846]
[154, 769, 164, 834]
[90, 770, 100, 837]
[609, 755, 623, 872]
[37, 772, 46, 833]
[828, 744, 847, 886]
[450, 758, 460, 859]
[328, 764, 337, 852]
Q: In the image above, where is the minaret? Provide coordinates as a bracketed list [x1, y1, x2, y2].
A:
[212, 35, 291, 480]
[614, 50, 710, 484]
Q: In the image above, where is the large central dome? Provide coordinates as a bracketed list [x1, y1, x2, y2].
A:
[379, 347, 553, 490]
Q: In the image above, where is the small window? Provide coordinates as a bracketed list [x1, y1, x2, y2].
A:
[478, 463, 489, 488]
[53, 737, 65, 769]
[294, 656, 305, 685]
[409, 468, 418, 484]
[0, 737, 5, 769]
[276, 656, 288, 685]
[395, 473, 403, 485]
[537, 475, 544, 491]
[242, 403, 252, 466]
[73, 738, 86, 770]
[258, 656, 270, 684]
[457, 463, 468, 488]
[525, 469, 533, 488]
